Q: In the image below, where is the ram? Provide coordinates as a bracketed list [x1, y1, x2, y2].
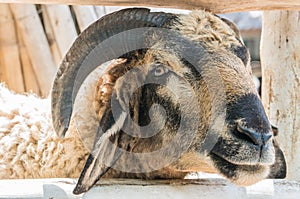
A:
[1, 8, 286, 195]
[51, 8, 287, 194]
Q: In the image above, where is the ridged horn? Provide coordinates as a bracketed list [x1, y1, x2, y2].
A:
[51, 8, 177, 137]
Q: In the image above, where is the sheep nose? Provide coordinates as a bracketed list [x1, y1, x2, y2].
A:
[236, 125, 273, 146]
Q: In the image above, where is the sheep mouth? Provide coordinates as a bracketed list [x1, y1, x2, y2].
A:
[210, 151, 261, 168]
[209, 128, 275, 166]
[209, 141, 260, 166]
[209, 151, 269, 185]
[209, 145, 267, 175]
[208, 133, 275, 185]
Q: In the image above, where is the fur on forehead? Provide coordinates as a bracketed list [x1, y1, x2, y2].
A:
[173, 10, 240, 49]
[144, 48, 191, 75]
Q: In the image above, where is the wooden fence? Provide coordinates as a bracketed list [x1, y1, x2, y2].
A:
[0, 4, 123, 97]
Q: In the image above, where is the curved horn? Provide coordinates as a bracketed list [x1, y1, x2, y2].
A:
[51, 8, 177, 137]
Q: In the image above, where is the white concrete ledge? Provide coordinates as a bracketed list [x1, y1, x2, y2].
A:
[0, 178, 299, 199]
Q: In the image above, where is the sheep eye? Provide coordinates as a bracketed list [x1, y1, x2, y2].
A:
[153, 66, 169, 77]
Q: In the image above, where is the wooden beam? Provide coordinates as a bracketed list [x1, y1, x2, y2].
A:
[0, 0, 300, 13]
[0, 178, 299, 198]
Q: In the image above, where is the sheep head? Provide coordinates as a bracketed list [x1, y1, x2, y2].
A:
[51, 8, 286, 194]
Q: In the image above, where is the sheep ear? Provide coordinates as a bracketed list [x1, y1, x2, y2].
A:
[271, 124, 279, 136]
[220, 17, 250, 66]
[73, 67, 144, 194]
[267, 126, 287, 179]
[73, 98, 127, 195]
[267, 138, 287, 179]
[220, 17, 243, 42]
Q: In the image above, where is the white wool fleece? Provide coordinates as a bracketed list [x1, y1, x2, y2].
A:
[0, 84, 88, 179]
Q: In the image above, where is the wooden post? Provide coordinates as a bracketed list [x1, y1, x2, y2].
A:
[0, 4, 25, 93]
[261, 11, 300, 180]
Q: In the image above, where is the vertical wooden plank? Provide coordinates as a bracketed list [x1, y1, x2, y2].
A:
[44, 5, 78, 57]
[42, 5, 62, 66]
[10, 4, 56, 97]
[0, 4, 25, 93]
[0, 5, 7, 87]
[16, 20, 41, 95]
[102, 6, 124, 15]
[93, 6, 106, 18]
[93, 6, 124, 19]
[261, 11, 300, 180]
[72, 5, 98, 31]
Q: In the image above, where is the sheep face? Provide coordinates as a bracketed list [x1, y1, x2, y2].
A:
[51, 8, 286, 194]
[91, 44, 275, 187]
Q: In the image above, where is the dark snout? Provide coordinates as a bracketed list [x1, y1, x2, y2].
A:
[228, 93, 274, 150]
[210, 93, 287, 185]
[211, 93, 275, 165]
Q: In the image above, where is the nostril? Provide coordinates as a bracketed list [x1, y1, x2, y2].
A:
[236, 125, 261, 145]
[262, 133, 272, 144]
[235, 125, 273, 146]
